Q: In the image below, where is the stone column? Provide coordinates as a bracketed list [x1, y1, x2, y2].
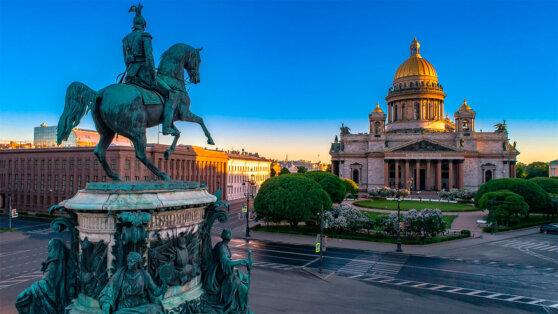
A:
[384, 160, 389, 186]
[426, 160, 431, 190]
[448, 160, 454, 190]
[458, 161, 464, 189]
[394, 160, 399, 187]
[388, 104, 391, 123]
[435, 160, 442, 190]
[416, 160, 421, 191]
[404, 160, 410, 188]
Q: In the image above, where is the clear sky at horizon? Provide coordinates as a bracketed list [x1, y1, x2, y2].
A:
[0, 0, 556, 163]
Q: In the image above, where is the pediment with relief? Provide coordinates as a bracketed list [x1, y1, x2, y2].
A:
[392, 140, 457, 152]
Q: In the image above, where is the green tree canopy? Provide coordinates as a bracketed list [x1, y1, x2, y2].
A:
[341, 178, 359, 195]
[525, 162, 549, 179]
[304, 171, 346, 203]
[279, 167, 291, 175]
[270, 167, 277, 177]
[253, 174, 332, 228]
[530, 177, 558, 194]
[325, 164, 332, 172]
[474, 178, 550, 217]
[516, 162, 527, 179]
[478, 190, 529, 226]
[297, 166, 308, 173]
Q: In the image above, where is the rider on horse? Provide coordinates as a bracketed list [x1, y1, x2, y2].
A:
[123, 4, 179, 136]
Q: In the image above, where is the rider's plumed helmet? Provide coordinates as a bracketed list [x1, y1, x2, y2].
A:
[129, 3, 146, 30]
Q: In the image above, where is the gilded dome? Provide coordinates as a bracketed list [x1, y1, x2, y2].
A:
[459, 98, 472, 110]
[372, 101, 383, 113]
[394, 38, 437, 81]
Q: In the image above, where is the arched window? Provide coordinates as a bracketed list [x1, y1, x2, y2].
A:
[402, 104, 406, 120]
[414, 103, 420, 119]
[485, 170, 492, 182]
[352, 169, 360, 184]
[375, 122, 381, 134]
[394, 105, 398, 121]
[463, 119, 470, 131]
[410, 82, 414, 87]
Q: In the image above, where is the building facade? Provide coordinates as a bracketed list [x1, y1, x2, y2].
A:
[549, 160, 558, 177]
[330, 39, 519, 192]
[226, 153, 271, 201]
[34, 123, 131, 147]
[0, 144, 269, 213]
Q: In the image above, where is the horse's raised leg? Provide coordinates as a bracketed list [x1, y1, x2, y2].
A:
[132, 133, 170, 180]
[182, 110, 215, 145]
[164, 123, 180, 160]
[94, 132, 121, 181]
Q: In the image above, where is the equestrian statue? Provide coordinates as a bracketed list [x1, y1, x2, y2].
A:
[57, 3, 214, 181]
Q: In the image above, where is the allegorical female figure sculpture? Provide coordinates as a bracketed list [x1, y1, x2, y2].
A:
[15, 238, 76, 314]
[203, 229, 251, 313]
[99, 252, 168, 314]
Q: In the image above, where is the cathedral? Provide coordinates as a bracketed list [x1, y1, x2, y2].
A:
[330, 39, 519, 192]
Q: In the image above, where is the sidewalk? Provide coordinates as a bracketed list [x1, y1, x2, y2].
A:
[231, 218, 541, 258]
[0, 231, 29, 244]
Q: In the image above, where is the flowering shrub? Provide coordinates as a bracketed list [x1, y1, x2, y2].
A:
[369, 187, 409, 198]
[325, 204, 372, 233]
[381, 208, 445, 239]
[438, 189, 474, 201]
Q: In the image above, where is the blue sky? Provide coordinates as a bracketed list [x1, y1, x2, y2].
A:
[0, 0, 556, 163]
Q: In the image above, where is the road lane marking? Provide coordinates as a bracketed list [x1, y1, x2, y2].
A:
[485, 293, 503, 298]
[505, 296, 524, 301]
[465, 291, 484, 296]
[446, 288, 463, 292]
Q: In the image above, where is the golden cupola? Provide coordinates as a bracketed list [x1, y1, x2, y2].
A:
[393, 38, 437, 81]
[385, 39, 451, 133]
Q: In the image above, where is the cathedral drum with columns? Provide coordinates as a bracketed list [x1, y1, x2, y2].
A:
[330, 39, 519, 192]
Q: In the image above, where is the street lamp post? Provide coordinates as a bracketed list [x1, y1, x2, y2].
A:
[242, 174, 256, 237]
[396, 183, 403, 252]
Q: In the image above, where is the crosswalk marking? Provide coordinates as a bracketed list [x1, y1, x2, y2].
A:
[0, 271, 43, 290]
[490, 239, 558, 253]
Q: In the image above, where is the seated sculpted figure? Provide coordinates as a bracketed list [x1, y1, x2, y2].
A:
[99, 252, 168, 314]
[203, 229, 252, 313]
[15, 238, 75, 314]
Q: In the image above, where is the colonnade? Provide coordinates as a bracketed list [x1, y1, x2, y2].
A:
[387, 99, 444, 123]
[383, 159, 464, 191]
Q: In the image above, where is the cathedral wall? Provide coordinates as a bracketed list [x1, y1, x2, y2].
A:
[367, 157, 385, 189]
[368, 139, 385, 152]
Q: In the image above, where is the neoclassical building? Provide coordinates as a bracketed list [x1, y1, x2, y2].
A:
[330, 39, 519, 192]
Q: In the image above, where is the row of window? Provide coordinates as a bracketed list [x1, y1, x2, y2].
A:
[389, 102, 442, 121]
[4, 173, 153, 192]
[0, 158, 101, 171]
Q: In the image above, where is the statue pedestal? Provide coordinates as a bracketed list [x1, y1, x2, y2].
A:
[63, 180, 216, 313]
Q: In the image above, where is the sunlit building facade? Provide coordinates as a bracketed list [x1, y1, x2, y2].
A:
[226, 153, 271, 201]
[330, 39, 519, 192]
[34, 123, 131, 147]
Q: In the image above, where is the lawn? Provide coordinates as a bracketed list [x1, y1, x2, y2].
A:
[354, 200, 477, 212]
[251, 224, 469, 245]
[361, 211, 457, 230]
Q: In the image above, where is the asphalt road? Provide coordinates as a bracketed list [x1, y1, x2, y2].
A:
[1, 216, 557, 313]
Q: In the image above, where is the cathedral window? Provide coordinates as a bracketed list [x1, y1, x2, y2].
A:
[402, 104, 406, 120]
[375, 122, 381, 134]
[414, 103, 420, 119]
[394, 105, 398, 121]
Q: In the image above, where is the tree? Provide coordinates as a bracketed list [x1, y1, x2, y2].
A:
[341, 178, 358, 195]
[279, 167, 291, 175]
[530, 177, 558, 194]
[475, 178, 549, 218]
[478, 190, 529, 226]
[525, 162, 548, 179]
[296, 166, 308, 173]
[516, 162, 527, 179]
[305, 171, 346, 203]
[270, 167, 277, 177]
[253, 174, 332, 228]
[325, 164, 332, 172]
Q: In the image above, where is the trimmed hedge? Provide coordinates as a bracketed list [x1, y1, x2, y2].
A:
[342, 178, 359, 195]
[475, 178, 550, 215]
[253, 174, 332, 228]
[305, 171, 346, 203]
[530, 177, 558, 194]
[478, 190, 529, 226]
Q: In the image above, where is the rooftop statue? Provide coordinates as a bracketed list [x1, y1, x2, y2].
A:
[57, 3, 214, 181]
[494, 120, 507, 133]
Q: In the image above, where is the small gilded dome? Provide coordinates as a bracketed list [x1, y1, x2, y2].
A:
[372, 101, 383, 113]
[394, 38, 437, 81]
[459, 98, 472, 110]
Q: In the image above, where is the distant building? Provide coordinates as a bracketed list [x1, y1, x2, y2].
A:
[549, 160, 558, 177]
[330, 39, 519, 192]
[226, 152, 271, 201]
[1, 145, 272, 213]
[34, 123, 131, 147]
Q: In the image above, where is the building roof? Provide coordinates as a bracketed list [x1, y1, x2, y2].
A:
[549, 159, 558, 165]
[394, 38, 437, 81]
[459, 98, 472, 110]
[372, 101, 383, 113]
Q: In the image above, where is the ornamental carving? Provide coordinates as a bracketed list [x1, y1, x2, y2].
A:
[393, 140, 456, 152]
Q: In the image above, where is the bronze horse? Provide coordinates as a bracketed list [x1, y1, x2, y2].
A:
[57, 43, 214, 180]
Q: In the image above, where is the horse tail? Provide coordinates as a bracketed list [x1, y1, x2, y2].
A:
[57, 82, 97, 145]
